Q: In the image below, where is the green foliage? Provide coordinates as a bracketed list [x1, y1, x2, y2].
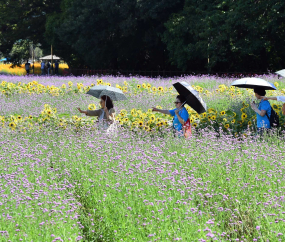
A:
[9, 40, 31, 66]
[48, 0, 183, 69]
[1, 0, 285, 72]
[0, 0, 61, 63]
[163, 0, 285, 72]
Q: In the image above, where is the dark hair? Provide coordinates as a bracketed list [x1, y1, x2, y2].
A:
[101, 95, 114, 110]
[254, 87, 266, 96]
[176, 95, 186, 105]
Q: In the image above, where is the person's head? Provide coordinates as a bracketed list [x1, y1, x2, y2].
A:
[174, 95, 186, 108]
[26, 60, 29, 63]
[100, 95, 114, 110]
[254, 87, 266, 99]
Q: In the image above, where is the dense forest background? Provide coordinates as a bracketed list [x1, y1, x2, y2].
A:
[1, 0, 285, 72]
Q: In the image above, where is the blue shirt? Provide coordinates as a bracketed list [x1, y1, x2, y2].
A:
[257, 100, 271, 128]
[169, 107, 189, 131]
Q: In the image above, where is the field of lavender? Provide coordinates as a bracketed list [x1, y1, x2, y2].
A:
[1, 74, 285, 242]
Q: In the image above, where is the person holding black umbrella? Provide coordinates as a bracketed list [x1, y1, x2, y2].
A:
[152, 95, 189, 136]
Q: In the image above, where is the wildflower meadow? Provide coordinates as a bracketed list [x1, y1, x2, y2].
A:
[1, 74, 285, 241]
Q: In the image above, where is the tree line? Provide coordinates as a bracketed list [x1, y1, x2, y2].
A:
[1, 0, 285, 72]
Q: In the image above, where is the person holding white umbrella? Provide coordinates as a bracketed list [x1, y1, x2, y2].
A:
[78, 95, 116, 130]
[250, 87, 271, 132]
[77, 85, 127, 132]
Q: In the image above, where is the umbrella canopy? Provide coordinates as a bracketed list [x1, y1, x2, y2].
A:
[231, 77, 276, 90]
[86, 85, 127, 101]
[39, 55, 61, 60]
[275, 69, 285, 78]
[173, 81, 207, 114]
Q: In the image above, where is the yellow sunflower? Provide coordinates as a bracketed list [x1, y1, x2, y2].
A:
[149, 115, 156, 122]
[88, 104, 96, 110]
[138, 120, 144, 127]
[272, 104, 278, 110]
[241, 113, 247, 119]
[224, 124, 230, 129]
[220, 111, 226, 115]
[46, 109, 52, 116]
[9, 122, 16, 130]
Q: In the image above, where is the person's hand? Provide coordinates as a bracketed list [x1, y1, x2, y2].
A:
[175, 108, 182, 115]
[152, 107, 159, 112]
[261, 96, 268, 100]
[250, 102, 257, 111]
[77, 107, 86, 114]
[103, 106, 108, 113]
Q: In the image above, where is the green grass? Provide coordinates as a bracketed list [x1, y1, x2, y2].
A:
[1, 128, 285, 241]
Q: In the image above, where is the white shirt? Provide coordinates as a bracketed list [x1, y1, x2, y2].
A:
[277, 96, 285, 102]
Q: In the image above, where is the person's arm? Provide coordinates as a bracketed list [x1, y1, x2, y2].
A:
[175, 108, 188, 125]
[250, 102, 266, 116]
[261, 96, 277, 101]
[152, 107, 170, 115]
[77, 108, 101, 116]
[256, 109, 266, 117]
[77, 107, 87, 115]
[175, 112, 185, 125]
[107, 108, 115, 121]
[104, 107, 115, 121]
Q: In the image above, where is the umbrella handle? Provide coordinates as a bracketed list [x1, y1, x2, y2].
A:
[181, 101, 187, 106]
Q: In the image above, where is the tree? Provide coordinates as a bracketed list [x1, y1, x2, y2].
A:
[0, 0, 61, 65]
[163, 0, 285, 72]
[47, 0, 184, 70]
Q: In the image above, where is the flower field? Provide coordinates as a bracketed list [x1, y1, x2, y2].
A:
[1, 75, 285, 134]
[1, 74, 285, 241]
